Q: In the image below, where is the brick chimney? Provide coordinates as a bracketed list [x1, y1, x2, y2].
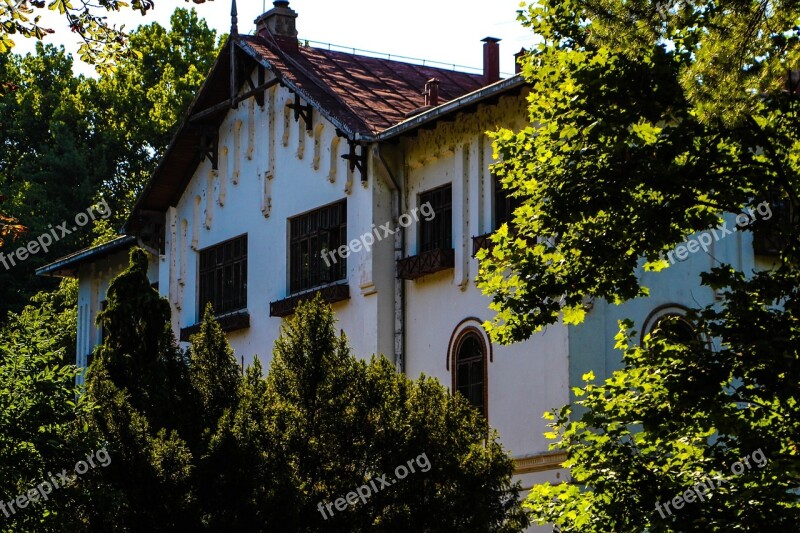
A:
[424, 78, 440, 107]
[515, 48, 526, 74]
[482, 37, 501, 84]
[256, 0, 299, 51]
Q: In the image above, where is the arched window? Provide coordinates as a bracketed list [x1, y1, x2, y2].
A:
[650, 314, 697, 345]
[454, 331, 487, 416]
[641, 304, 698, 346]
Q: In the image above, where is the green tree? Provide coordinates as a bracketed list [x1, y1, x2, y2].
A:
[189, 302, 241, 434]
[0, 279, 98, 532]
[0, 9, 218, 320]
[86, 247, 198, 530]
[0, 44, 111, 318]
[91, 8, 220, 225]
[93, 247, 192, 437]
[0, 0, 213, 73]
[477, 0, 800, 530]
[255, 297, 528, 532]
[201, 357, 272, 530]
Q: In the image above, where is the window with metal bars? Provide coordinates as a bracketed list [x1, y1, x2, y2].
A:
[455, 332, 486, 416]
[198, 234, 248, 317]
[289, 199, 347, 294]
[494, 173, 522, 229]
[419, 184, 452, 252]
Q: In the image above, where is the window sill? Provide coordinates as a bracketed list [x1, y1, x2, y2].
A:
[179, 309, 250, 342]
[269, 282, 350, 318]
[397, 248, 455, 280]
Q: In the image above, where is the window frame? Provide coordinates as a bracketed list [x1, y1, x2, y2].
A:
[641, 304, 699, 346]
[451, 327, 489, 418]
[288, 198, 347, 295]
[419, 184, 453, 253]
[198, 234, 248, 319]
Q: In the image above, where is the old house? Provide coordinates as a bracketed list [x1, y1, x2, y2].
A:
[38, 2, 771, 526]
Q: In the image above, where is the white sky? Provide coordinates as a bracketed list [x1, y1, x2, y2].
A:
[11, 0, 536, 78]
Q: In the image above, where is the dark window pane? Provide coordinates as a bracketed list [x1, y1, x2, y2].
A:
[289, 199, 347, 293]
[494, 173, 522, 229]
[649, 314, 697, 346]
[420, 185, 452, 252]
[455, 333, 485, 415]
[198, 234, 248, 318]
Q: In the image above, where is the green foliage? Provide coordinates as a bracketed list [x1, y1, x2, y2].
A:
[91, 8, 220, 223]
[529, 277, 800, 531]
[4, 255, 525, 530]
[240, 296, 528, 532]
[0, 43, 108, 317]
[93, 248, 192, 433]
[0, 8, 217, 320]
[481, 0, 800, 529]
[85, 248, 199, 530]
[576, 0, 800, 124]
[0, 0, 213, 73]
[200, 357, 272, 530]
[189, 303, 242, 433]
[0, 279, 97, 532]
[478, 0, 800, 343]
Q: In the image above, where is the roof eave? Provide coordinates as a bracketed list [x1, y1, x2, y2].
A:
[365, 74, 527, 142]
[122, 38, 237, 235]
[35, 236, 137, 278]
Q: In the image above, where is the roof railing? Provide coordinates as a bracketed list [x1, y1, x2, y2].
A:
[300, 38, 513, 77]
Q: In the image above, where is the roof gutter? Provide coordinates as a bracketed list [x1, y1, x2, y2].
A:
[359, 74, 526, 143]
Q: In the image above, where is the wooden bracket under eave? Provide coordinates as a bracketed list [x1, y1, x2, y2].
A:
[341, 141, 368, 182]
[199, 127, 219, 170]
[287, 93, 313, 131]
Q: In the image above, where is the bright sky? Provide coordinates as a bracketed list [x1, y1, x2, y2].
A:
[11, 0, 535, 78]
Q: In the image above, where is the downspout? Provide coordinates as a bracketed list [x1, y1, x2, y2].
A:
[373, 144, 406, 373]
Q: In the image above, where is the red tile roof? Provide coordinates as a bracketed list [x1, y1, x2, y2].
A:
[240, 35, 486, 135]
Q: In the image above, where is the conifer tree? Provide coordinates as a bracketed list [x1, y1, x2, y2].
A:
[201, 357, 273, 530]
[189, 302, 242, 433]
[259, 296, 528, 532]
[86, 247, 198, 530]
[93, 247, 192, 433]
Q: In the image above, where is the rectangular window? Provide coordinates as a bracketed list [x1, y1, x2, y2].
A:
[494, 174, 522, 229]
[419, 184, 452, 252]
[198, 234, 248, 317]
[289, 199, 347, 294]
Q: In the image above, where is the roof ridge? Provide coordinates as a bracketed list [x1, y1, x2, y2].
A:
[300, 40, 484, 77]
[252, 34, 373, 136]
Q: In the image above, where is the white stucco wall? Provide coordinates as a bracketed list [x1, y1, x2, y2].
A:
[161, 73, 395, 371]
[398, 92, 570, 465]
